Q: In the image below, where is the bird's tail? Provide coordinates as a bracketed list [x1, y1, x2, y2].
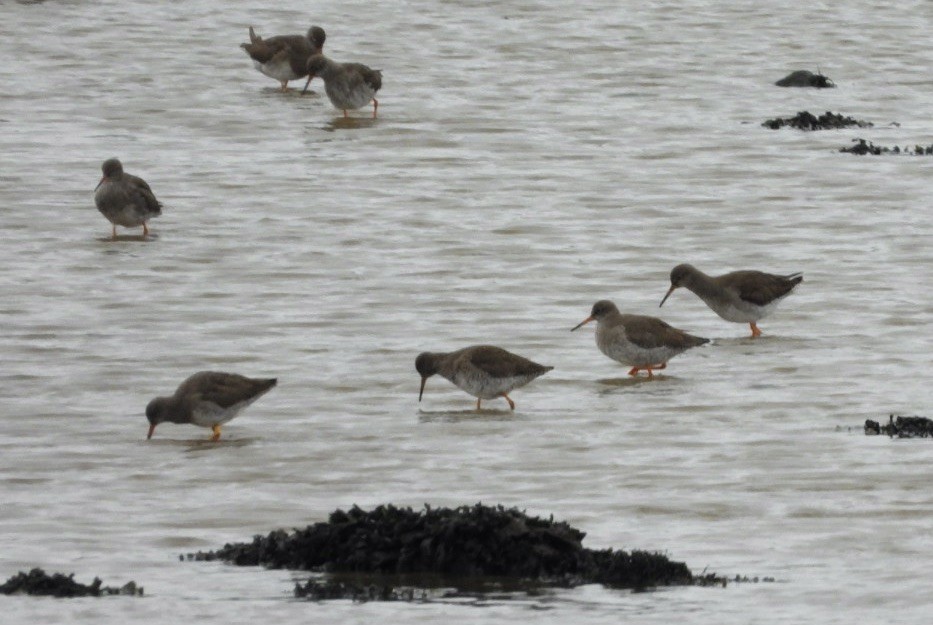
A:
[241, 26, 260, 50]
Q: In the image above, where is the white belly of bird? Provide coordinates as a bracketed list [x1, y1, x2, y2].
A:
[326, 82, 375, 111]
[111, 203, 148, 227]
[707, 297, 782, 323]
[254, 59, 300, 82]
[190, 399, 254, 428]
[448, 371, 528, 400]
[597, 332, 682, 368]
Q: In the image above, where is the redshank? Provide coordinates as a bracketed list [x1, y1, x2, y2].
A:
[301, 54, 382, 118]
[146, 372, 277, 441]
[415, 345, 552, 410]
[241, 25, 326, 91]
[94, 158, 162, 240]
[659, 264, 803, 338]
[572, 300, 709, 378]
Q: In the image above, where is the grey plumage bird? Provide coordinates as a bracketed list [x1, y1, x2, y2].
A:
[660, 264, 803, 337]
[415, 345, 552, 410]
[146, 372, 278, 441]
[572, 300, 709, 378]
[241, 25, 326, 91]
[302, 53, 382, 118]
[93, 158, 162, 240]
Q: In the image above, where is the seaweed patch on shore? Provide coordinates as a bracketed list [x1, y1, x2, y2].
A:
[840, 139, 933, 156]
[865, 415, 933, 437]
[774, 70, 835, 88]
[186, 504, 704, 599]
[0, 568, 142, 598]
[293, 577, 426, 601]
[762, 111, 872, 130]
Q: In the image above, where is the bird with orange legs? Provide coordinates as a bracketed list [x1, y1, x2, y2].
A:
[572, 300, 708, 378]
[660, 264, 803, 338]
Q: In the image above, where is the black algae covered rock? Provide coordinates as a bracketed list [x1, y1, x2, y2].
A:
[841, 139, 933, 156]
[763, 111, 872, 130]
[865, 415, 933, 438]
[0, 568, 142, 598]
[294, 578, 423, 601]
[188, 504, 694, 592]
[775, 70, 835, 88]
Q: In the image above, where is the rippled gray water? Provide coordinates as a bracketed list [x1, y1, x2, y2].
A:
[1, 0, 931, 623]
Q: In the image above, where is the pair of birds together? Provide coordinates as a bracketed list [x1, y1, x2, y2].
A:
[146, 266, 802, 441]
[240, 24, 382, 118]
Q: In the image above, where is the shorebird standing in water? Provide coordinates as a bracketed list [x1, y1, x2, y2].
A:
[572, 300, 709, 378]
[416, 345, 552, 410]
[660, 264, 803, 338]
[146, 372, 277, 441]
[94, 158, 162, 240]
[241, 25, 326, 92]
[302, 53, 382, 118]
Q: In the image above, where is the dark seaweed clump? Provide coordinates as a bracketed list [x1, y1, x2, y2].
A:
[840, 139, 933, 156]
[0, 568, 142, 598]
[293, 578, 425, 601]
[763, 111, 872, 130]
[187, 504, 694, 592]
[865, 415, 933, 438]
[775, 70, 835, 88]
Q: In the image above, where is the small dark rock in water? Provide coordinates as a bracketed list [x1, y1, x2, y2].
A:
[775, 70, 835, 88]
[841, 139, 933, 156]
[865, 415, 933, 438]
[731, 574, 776, 583]
[187, 504, 696, 598]
[0, 568, 143, 598]
[842, 139, 883, 155]
[294, 578, 423, 602]
[762, 111, 872, 130]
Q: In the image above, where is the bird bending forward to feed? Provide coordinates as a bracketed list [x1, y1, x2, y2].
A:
[146, 372, 277, 441]
[302, 53, 382, 118]
[416, 345, 552, 411]
[660, 263, 803, 338]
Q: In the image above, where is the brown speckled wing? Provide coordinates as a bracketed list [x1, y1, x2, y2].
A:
[124, 173, 162, 213]
[468, 346, 549, 379]
[180, 372, 275, 409]
[727, 271, 802, 307]
[345, 63, 382, 92]
[622, 315, 706, 350]
[254, 34, 315, 76]
[242, 36, 288, 65]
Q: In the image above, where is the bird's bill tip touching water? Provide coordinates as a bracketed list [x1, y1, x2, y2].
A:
[301, 75, 315, 95]
[571, 316, 594, 332]
[659, 285, 678, 307]
[146, 423, 156, 440]
[418, 376, 427, 401]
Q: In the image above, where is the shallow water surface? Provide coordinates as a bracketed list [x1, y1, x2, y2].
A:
[1, 0, 931, 623]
